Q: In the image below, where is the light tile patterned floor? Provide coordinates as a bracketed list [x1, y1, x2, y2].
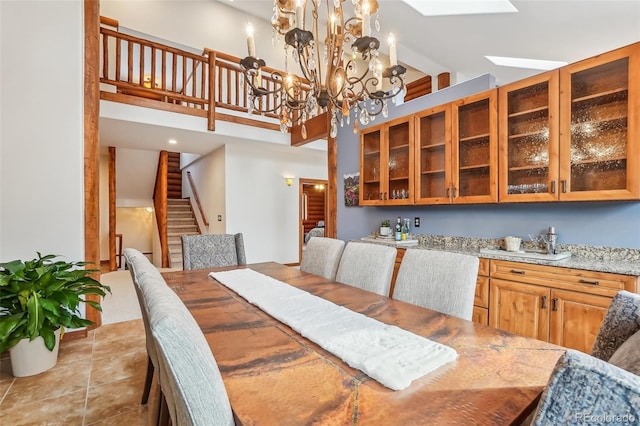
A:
[0, 320, 156, 426]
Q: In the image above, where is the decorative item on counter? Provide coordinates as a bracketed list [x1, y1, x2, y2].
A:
[395, 217, 402, 241]
[401, 218, 409, 240]
[380, 219, 391, 237]
[504, 236, 522, 252]
[545, 226, 558, 254]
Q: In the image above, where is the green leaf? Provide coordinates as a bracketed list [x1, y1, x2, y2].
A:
[0, 312, 25, 340]
[40, 326, 56, 351]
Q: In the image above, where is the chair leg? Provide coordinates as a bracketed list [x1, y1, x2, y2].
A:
[141, 356, 154, 404]
[158, 392, 170, 426]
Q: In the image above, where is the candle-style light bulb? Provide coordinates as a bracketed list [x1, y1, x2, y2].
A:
[295, 0, 304, 30]
[362, 0, 371, 37]
[246, 23, 256, 57]
[330, 13, 337, 35]
[388, 33, 397, 66]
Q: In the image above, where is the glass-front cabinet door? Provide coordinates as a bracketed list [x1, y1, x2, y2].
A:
[559, 43, 640, 200]
[360, 123, 385, 205]
[452, 89, 498, 203]
[414, 104, 452, 204]
[499, 71, 560, 202]
[385, 117, 414, 205]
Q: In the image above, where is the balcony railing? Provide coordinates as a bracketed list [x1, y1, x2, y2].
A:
[99, 17, 307, 133]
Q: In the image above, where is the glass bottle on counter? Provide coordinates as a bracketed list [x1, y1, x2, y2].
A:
[402, 218, 409, 240]
[395, 217, 402, 241]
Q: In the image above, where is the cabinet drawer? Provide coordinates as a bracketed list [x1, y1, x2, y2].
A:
[474, 276, 489, 308]
[478, 258, 490, 276]
[490, 260, 637, 297]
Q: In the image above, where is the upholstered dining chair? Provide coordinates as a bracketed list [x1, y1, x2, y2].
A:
[299, 237, 346, 280]
[335, 242, 397, 296]
[181, 233, 246, 270]
[591, 290, 640, 363]
[147, 288, 235, 426]
[530, 349, 640, 425]
[123, 248, 164, 405]
[392, 249, 479, 320]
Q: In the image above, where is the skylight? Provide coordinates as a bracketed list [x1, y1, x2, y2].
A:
[485, 56, 568, 70]
[401, 0, 518, 16]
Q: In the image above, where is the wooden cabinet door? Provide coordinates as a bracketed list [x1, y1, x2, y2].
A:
[549, 289, 612, 354]
[559, 42, 640, 201]
[451, 89, 498, 203]
[385, 117, 414, 205]
[489, 279, 550, 341]
[414, 104, 452, 204]
[498, 70, 560, 202]
[360, 123, 386, 205]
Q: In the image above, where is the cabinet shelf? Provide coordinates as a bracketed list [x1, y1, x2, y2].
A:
[571, 115, 627, 133]
[508, 164, 549, 172]
[460, 163, 490, 171]
[571, 157, 626, 167]
[459, 133, 490, 143]
[421, 142, 445, 150]
[508, 129, 550, 140]
[390, 143, 410, 151]
[364, 150, 381, 157]
[508, 105, 549, 119]
[572, 87, 628, 104]
[389, 175, 410, 182]
[421, 169, 446, 175]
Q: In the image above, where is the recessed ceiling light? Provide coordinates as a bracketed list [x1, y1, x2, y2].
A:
[401, 0, 517, 16]
[169, 139, 177, 144]
[485, 55, 568, 70]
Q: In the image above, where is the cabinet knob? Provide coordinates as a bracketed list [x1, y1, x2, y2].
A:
[541, 295, 547, 309]
[550, 181, 556, 194]
[552, 298, 558, 311]
[446, 187, 450, 197]
[561, 180, 567, 193]
[510, 269, 526, 275]
[579, 279, 600, 286]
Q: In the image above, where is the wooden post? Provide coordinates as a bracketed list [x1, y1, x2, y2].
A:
[108, 147, 117, 271]
[208, 50, 216, 131]
[438, 72, 451, 90]
[326, 116, 338, 239]
[84, 0, 101, 328]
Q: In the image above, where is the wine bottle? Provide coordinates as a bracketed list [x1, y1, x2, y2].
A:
[401, 218, 408, 240]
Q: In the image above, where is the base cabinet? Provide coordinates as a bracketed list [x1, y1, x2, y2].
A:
[489, 260, 638, 353]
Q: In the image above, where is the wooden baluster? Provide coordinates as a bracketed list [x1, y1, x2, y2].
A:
[208, 51, 216, 131]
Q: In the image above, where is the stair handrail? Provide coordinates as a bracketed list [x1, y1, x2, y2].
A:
[153, 151, 170, 268]
[186, 171, 209, 227]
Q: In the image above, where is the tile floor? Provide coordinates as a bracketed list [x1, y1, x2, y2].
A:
[0, 319, 157, 425]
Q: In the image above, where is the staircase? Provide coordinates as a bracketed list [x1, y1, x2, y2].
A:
[167, 152, 182, 199]
[166, 198, 200, 269]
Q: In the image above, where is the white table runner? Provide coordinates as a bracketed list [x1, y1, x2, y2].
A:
[209, 268, 457, 390]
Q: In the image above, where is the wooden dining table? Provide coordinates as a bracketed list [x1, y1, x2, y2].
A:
[162, 262, 565, 425]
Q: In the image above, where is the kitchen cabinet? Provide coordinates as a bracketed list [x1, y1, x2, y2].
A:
[414, 89, 498, 205]
[559, 42, 640, 200]
[498, 43, 640, 202]
[498, 70, 560, 202]
[414, 104, 452, 204]
[489, 260, 638, 353]
[451, 89, 498, 203]
[472, 258, 490, 325]
[360, 116, 414, 205]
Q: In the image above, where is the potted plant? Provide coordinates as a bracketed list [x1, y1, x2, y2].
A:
[380, 219, 391, 237]
[0, 253, 110, 377]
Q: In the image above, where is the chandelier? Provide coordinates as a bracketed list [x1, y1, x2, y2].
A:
[240, 0, 407, 139]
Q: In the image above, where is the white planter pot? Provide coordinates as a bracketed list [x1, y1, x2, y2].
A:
[380, 226, 391, 236]
[9, 328, 61, 377]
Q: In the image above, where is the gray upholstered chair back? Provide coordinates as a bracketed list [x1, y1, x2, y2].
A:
[393, 249, 479, 320]
[335, 242, 397, 296]
[530, 349, 640, 425]
[300, 237, 346, 280]
[148, 289, 235, 426]
[182, 233, 246, 270]
[591, 290, 640, 361]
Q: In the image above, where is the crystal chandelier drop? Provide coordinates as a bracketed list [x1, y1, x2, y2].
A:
[240, 0, 407, 139]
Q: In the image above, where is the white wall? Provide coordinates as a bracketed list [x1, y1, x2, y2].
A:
[0, 1, 84, 262]
[99, 148, 110, 260]
[225, 141, 327, 264]
[116, 148, 158, 207]
[183, 146, 227, 235]
[116, 207, 154, 256]
[184, 141, 327, 264]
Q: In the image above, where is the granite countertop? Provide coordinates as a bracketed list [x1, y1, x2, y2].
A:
[358, 235, 640, 277]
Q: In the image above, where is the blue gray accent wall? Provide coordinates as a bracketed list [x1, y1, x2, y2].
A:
[336, 74, 640, 249]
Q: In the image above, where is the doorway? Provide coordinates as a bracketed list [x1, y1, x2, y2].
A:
[299, 178, 328, 263]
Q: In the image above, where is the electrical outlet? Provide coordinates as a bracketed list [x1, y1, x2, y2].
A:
[414, 217, 420, 227]
[217, 215, 222, 221]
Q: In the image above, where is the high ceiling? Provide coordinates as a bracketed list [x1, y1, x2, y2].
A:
[219, 0, 640, 87]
